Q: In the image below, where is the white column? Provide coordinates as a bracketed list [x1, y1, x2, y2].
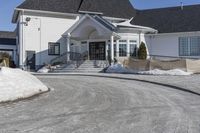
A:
[110, 35, 114, 61]
[127, 39, 130, 57]
[19, 11, 25, 69]
[66, 33, 71, 61]
[116, 40, 119, 58]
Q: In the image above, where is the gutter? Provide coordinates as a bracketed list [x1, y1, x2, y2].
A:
[14, 8, 79, 19]
[145, 31, 200, 36]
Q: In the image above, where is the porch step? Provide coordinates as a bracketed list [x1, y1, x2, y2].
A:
[51, 60, 109, 73]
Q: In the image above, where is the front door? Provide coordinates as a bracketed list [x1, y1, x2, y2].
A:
[89, 42, 106, 60]
[26, 51, 36, 70]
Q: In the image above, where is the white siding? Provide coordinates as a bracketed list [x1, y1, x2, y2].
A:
[146, 32, 200, 58]
[18, 11, 79, 68]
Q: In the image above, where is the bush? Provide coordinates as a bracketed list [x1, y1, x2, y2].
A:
[138, 42, 147, 60]
[0, 52, 12, 67]
[0, 52, 11, 60]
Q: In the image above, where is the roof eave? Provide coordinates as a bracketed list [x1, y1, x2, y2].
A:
[12, 9, 20, 23]
[118, 27, 158, 33]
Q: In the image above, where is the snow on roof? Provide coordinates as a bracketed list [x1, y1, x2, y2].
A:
[113, 18, 157, 33]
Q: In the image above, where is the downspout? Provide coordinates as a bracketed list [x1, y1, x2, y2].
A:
[21, 9, 25, 69]
[39, 18, 42, 68]
[137, 31, 142, 58]
[139, 31, 141, 45]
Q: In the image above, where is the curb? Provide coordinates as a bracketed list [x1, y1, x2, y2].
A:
[0, 88, 50, 105]
[34, 73, 200, 96]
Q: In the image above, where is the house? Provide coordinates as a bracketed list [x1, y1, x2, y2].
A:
[0, 31, 17, 63]
[11, 0, 200, 70]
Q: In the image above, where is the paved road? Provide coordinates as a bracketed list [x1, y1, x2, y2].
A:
[0, 75, 200, 133]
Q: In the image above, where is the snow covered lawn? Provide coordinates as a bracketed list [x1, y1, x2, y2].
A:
[106, 63, 136, 74]
[106, 63, 192, 76]
[0, 67, 49, 103]
[138, 69, 192, 76]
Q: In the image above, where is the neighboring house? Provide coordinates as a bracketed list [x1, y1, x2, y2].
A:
[0, 31, 17, 64]
[11, 0, 200, 70]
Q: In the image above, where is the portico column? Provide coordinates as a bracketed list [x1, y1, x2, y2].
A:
[110, 35, 114, 62]
[66, 33, 71, 61]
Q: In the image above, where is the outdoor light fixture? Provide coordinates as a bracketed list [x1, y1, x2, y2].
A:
[25, 17, 31, 22]
[24, 17, 31, 26]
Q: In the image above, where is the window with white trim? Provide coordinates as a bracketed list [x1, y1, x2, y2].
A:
[179, 37, 200, 56]
[48, 42, 60, 55]
[129, 40, 137, 57]
[119, 40, 127, 57]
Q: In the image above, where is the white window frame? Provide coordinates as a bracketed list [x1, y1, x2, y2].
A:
[129, 40, 137, 57]
[119, 40, 127, 57]
[179, 36, 200, 56]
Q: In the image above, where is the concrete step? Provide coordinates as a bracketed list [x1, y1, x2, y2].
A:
[51, 60, 108, 73]
[52, 69, 104, 73]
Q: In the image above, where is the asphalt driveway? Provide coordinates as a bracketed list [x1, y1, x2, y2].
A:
[0, 75, 200, 133]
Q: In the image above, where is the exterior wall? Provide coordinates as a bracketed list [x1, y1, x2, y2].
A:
[70, 33, 148, 62]
[116, 33, 141, 61]
[18, 11, 79, 69]
[146, 32, 200, 59]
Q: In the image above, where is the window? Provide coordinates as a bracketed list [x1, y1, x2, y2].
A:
[179, 37, 200, 56]
[48, 42, 60, 55]
[119, 44, 127, 57]
[119, 40, 127, 43]
[129, 40, 137, 57]
[190, 37, 200, 56]
[119, 40, 127, 57]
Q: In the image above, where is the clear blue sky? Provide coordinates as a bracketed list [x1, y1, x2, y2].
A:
[1, 0, 200, 31]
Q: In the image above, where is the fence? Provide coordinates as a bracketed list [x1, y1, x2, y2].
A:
[123, 57, 200, 74]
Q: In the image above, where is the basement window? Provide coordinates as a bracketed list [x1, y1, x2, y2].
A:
[48, 42, 60, 55]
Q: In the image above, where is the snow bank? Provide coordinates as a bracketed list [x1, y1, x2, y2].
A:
[106, 63, 136, 74]
[138, 69, 192, 76]
[106, 64, 192, 76]
[37, 67, 50, 73]
[0, 67, 49, 102]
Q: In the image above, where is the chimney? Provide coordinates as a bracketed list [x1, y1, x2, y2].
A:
[181, 2, 184, 10]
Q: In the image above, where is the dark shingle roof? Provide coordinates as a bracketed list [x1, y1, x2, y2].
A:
[17, 0, 82, 14]
[132, 4, 200, 33]
[17, 0, 136, 19]
[0, 31, 16, 45]
[0, 31, 16, 39]
[79, 0, 136, 19]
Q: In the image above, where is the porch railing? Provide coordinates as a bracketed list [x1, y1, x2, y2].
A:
[50, 51, 88, 68]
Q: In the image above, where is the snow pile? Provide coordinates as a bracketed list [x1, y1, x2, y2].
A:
[106, 64, 192, 76]
[138, 69, 192, 76]
[106, 63, 136, 73]
[0, 67, 49, 102]
[37, 67, 50, 73]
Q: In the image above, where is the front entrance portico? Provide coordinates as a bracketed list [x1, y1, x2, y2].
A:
[63, 14, 120, 61]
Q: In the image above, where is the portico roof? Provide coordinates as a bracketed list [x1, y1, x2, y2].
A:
[63, 14, 158, 41]
[63, 14, 120, 40]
